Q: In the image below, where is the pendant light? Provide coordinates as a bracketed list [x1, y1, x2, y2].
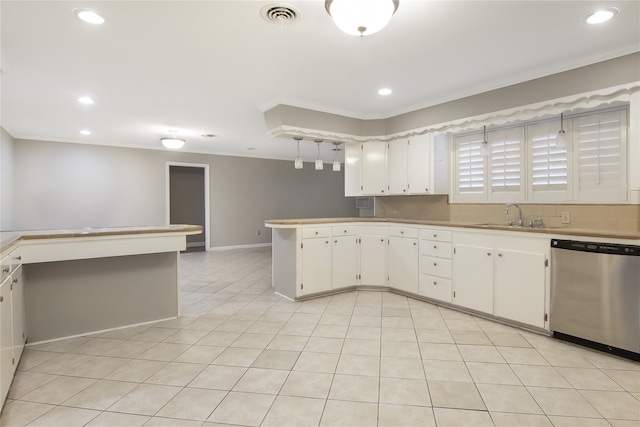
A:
[293, 136, 303, 169]
[325, 0, 399, 36]
[332, 142, 342, 172]
[555, 113, 569, 148]
[314, 139, 324, 170]
[479, 125, 490, 157]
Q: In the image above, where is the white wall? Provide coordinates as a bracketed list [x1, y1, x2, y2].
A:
[12, 139, 358, 247]
[1, 128, 14, 229]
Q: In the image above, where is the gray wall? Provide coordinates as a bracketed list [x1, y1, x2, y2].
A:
[1, 128, 14, 229]
[11, 139, 358, 247]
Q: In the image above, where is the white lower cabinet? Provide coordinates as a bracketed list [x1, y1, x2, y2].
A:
[453, 231, 549, 328]
[301, 236, 332, 296]
[452, 244, 494, 314]
[0, 279, 12, 406]
[359, 227, 387, 286]
[388, 228, 419, 293]
[494, 249, 546, 328]
[332, 235, 359, 289]
[419, 228, 453, 303]
[11, 267, 26, 364]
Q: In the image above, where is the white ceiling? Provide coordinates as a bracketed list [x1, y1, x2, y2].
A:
[2, 1, 639, 162]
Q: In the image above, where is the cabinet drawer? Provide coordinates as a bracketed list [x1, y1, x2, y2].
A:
[419, 229, 452, 242]
[302, 227, 330, 239]
[419, 274, 452, 303]
[388, 227, 419, 239]
[332, 226, 358, 236]
[420, 241, 452, 258]
[420, 256, 452, 279]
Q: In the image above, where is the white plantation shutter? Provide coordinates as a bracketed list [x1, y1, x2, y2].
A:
[489, 127, 524, 201]
[455, 132, 486, 202]
[575, 110, 627, 202]
[528, 120, 569, 201]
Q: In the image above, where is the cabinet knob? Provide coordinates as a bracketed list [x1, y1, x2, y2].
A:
[315, 231, 318, 235]
[0, 296, 3, 302]
[381, 190, 384, 193]
[433, 262, 437, 266]
[487, 252, 492, 256]
[413, 242, 417, 246]
[343, 230, 347, 233]
[498, 253, 503, 257]
[425, 188, 428, 192]
[16, 256, 21, 261]
[403, 189, 406, 192]
[433, 245, 437, 249]
[334, 240, 338, 244]
[12, 278, 18, 284]
[400, 231, 404, 234]
[325, 241, 329, 244]
[2, 268, 8, 273]
[380, 238, 384, 242]
[433, 234, 437, 238]
[433, 281, 437, 285]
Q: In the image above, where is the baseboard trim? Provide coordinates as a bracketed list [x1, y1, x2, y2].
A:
[207, 243, 272, 252]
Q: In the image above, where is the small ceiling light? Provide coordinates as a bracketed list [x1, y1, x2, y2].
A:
[293, 136, 303, 169]
[332, 142, 342, 172]
[314, 139, 324, 170]
[73, 9, 106, 25]
[554, 113, 570, 148]
[584, 8, 618, 24]
[325, 0, 399, 36]
[378, 88, 392, 96]
[80, 129, 91, 136]
[479, 125, 490, 157]
[161, 136, 185, 149]
[78, 96, 94, 105]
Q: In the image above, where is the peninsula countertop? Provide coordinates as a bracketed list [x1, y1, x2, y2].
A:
[0, 224, 203, 255]
[265, 217, 640, 241]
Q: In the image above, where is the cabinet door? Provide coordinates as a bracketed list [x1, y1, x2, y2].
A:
[360, 234, 386, 286]
[301, 238, 332, 296]
[344, 143, 362, 197]
[494, 249, 546, 328]
[362, 141, 387, 195]
[388, 236, 418, 293]
[387, 140, 408, 195]
[453, 244, 494, 314]
[0, 281, 12, 406]
[333, 236, 358, 289]
[11, 267, 25, 367]
[407, 134, 431, 194]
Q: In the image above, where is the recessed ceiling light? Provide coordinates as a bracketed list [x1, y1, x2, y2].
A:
[584, 8, 619, 24]
[378, 88, 392, 96]
[78, 96, 94, 105]
[80, 130, 91, 136]
[73, 9, 106, 25]
[247, 147, 256, 151]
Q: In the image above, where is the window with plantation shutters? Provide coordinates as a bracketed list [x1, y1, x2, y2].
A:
[574, 109, 627, 202]
[528, 120, 569, 201]
[488, 127, 524, 202]
[454, 132, 486, 202]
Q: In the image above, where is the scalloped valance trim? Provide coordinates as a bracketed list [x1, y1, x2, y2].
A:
[267, 82, 639, 143]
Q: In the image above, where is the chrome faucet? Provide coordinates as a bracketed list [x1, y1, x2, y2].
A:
[505, 203, 523, 227]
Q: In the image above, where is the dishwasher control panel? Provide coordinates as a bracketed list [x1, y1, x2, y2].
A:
[551, 239, 640, 256]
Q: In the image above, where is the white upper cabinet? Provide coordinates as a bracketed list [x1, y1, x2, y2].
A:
[361, 141, 387, 196]
[407, 134, 432, 195]
[344, 143, 363, 197]
[387, 139, 409, 195]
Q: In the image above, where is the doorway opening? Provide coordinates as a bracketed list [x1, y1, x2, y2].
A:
[166, 162, 210, 251]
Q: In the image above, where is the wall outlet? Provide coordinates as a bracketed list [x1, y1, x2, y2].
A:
[561, 211, 570, 224]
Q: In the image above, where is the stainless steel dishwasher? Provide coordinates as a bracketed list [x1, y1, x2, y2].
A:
[550, 239, 640, 360]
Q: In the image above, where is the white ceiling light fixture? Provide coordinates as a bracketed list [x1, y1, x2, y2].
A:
[314, 139, 324, 170]
[584, 8, 619, 24]
[293, 136, 303, 169]
[332, 142, 342, 172]
[73, 9, 106, 25]
[378, 88, 392, 96]
[479, 125, 490, 157]
[78, 96, 94, 105]
[79, 129, 91, 136]
[161, 136, 185, 149]
[325, 0, 399, 36]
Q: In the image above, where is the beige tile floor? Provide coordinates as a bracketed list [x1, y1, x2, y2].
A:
[2, 247, 639, 427]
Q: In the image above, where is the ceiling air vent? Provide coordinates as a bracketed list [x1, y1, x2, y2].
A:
[261, 4, 300, 25]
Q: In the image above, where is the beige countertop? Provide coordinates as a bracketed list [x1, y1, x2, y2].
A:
[0, 224, 203, 255]
[265, 217, 640, 241]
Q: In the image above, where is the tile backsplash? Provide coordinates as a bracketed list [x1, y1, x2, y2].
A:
[374, 195, 640, 232]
